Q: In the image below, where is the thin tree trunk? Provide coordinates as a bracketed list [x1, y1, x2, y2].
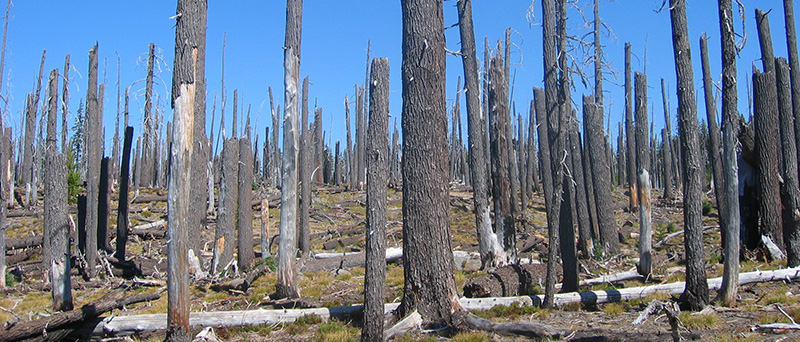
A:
[783, 0, 800, 180]
[586, 95, 618, 255]
[362, 57, 389, 342]
[298, 76, 311, 256]
[669, 0, 709, 311]
[115, 126, 133, 262]
[212, 138, 237, 275]
[314, 107, 323, 183]
[275, 0, 303, 300]
[570, 107, 593, 257]
[142, 43, 155, 188]
[700, 34, 728, 245]
[660, 79, 674, 200]
[456, 0, 503, 269]
[84, 44, 100, 280]
[0, 127, 8, 288]
[98, 157, 111, 252]
[345, 95, 355, 189]
[634, 72, 650, 182]
[637, 170, 652, 277]
[776, 58, 800, 267]
[717, 0, 741, 307]
[61, 54, 69, 153]
[527, 102, 540, 194]
[238, 136, 254, 271]
[624, 43, 637, 212]
[399, 0, 458, 325]
[167, 0, 205, 339]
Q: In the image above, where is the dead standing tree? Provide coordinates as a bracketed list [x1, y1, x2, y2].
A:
[362, 57, 389, 342]
[275, 0, 303, 300]
[298, 76, 311, 256]
[456, 0, 504, 269]
[716, 0, 742, 306]
[776, 58, 800, 267]
[166, 0, 205, 340]
[238, 132, 254, 271]
[398, 0, 459, 325]
[44, 69, 72, 311]
[624, 43, 637, 212]
[212, 137, 237, 275]
[84, 44, 100, 280]
[669, 0, 709, 311]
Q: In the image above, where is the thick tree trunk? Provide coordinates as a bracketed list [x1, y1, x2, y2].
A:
[624, 43, 637, 212]
[456, 0, 504, 269]
[669, 0, 709, 311]
[167, 0, 205, 339]
[717, 0, 741, 306]
[84, 44, 100, 280]
[776, 58, 800, 267]
[212, 138, 238, 275]
[586, 96, 618, 255]
[141, 43, 155, 188]
[237, 137, 254, 271]
[97, 157, 111, 252]
[700, 34, 728, 244]
[489, 52, 515, 264]
[399, 0, 458, 325]
[44, 69, 72, 312]
[362, 57, 389, 342]
[753, 69, 784, 253]
[276, 0, 303, 300]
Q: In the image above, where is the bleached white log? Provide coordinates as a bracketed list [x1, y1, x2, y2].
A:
[131, 219, 166, 230]
[383, 310, 421, 342]
[579, 270, 644, 287]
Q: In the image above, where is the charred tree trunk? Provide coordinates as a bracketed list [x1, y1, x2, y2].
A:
[700, 34, 728, 244]
[660, 79, 674, 200]
[98, 157, 111, 252]
[21, 92, 35, 201]
[527, 102, 540, 195]
[362, 57, 389, 342]
[624, 43, 637, 212]
[44, 69, 72, 311]
[586, 96, 618, 255]
[0, 127, 8, 288]
[456, 0, 503, 269]
[570, 108, 593, 257]
[776, 58, 800, 267]
[61, 55, 70, 153]
[717, 0, 741, 307]
[212, 138, 238, 275]
[670, 0, 709, 311]
[399, 0, 458, 325]
[634, 72, 650, 184]
[167, 0, 205, 339]
[238, 136, 254, 271]
[84, 44, 100, 280]
[314, 108, 323, 184]
[783, 0, 800, 180]
[298, 76, 311, 256]
[754, 9, 784, 254]
[489, 50, 516, 264]
[275, 0, 303, 300]
[142, 43, 155, 188]
[115, 126, 133, 261]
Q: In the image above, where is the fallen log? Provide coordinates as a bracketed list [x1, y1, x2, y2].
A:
[131, 195, 167, 204]
[460, 266, 800, 309]
[7, 209, 42, 218]
[463, 263, 557, 298]
[458, 311, 571, 339]
[6, 248, 37, 264]
[0, 291, 161, 342]
[654, 225, 717, 247]
[579, 270, 643, 287]
[213, 262, 272, 293]
[131, 219, 166, 230]
[5, 236, 43, 250]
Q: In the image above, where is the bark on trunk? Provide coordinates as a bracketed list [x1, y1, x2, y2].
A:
[754, 69, 784, 253]
[115, 126, 133, 261]
[624, 43, 637, 212]
[700, 34, 728, 244]
[237, 136, 254, 271]
[637, 170, 652, 277]
[586, 95, 618, 255]
[660, 79, 674, 199]
[275, 0, 303, 300]
[167, 0, 205, 339]
[212, 138, 238, 275]
[84, 44, 100, 280]
[776, 58, 800, 266]
[399, 0, 458, 325]
[362, 57, 389, 342]
[456, 0, 503, 269]
[298, 76, 311, 256]
[489, 52, 515, 264]
[669, 0, 709, 311]
[569, 111, 593, 257]
[717, 0, 742, 306]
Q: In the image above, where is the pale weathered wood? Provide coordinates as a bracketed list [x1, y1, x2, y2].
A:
[637, 170, 652, 277]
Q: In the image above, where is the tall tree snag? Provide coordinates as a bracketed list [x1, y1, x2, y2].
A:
[717, 0, 741, 306]
[84, 44, 100, 280]
[624, 43, 637, 211]
[776, 58, 800, 266]
[669, 0, 709, 311]
[399, 0, 459, 324]
[167, 0, 204, 339]
[275, 0, 303, 300]
[700, 34, 728, 244]
[456, 0, 504, 269]
[362, 57, 389, 342]
[489, 51, 515, 264]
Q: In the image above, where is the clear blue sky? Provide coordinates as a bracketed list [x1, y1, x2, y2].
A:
[0, 0, 794, 155]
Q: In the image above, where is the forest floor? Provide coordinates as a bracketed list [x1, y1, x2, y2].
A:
[1, 183, 798, 341]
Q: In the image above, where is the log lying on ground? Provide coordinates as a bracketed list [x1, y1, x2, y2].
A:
[5, 236, 43, 250]
[310, 248, 485, 272]
[463, 263, 558, 298]
[457, 311, 571, 339]
[213, 262, 272, 293]
[460, 266, 800, 308]
[579, 270, 643, 287]
[654, 225, 718, 247]
[0, 291, 161, 342]
[7, 209, 42, 218]
[130, 194, 167, 204]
